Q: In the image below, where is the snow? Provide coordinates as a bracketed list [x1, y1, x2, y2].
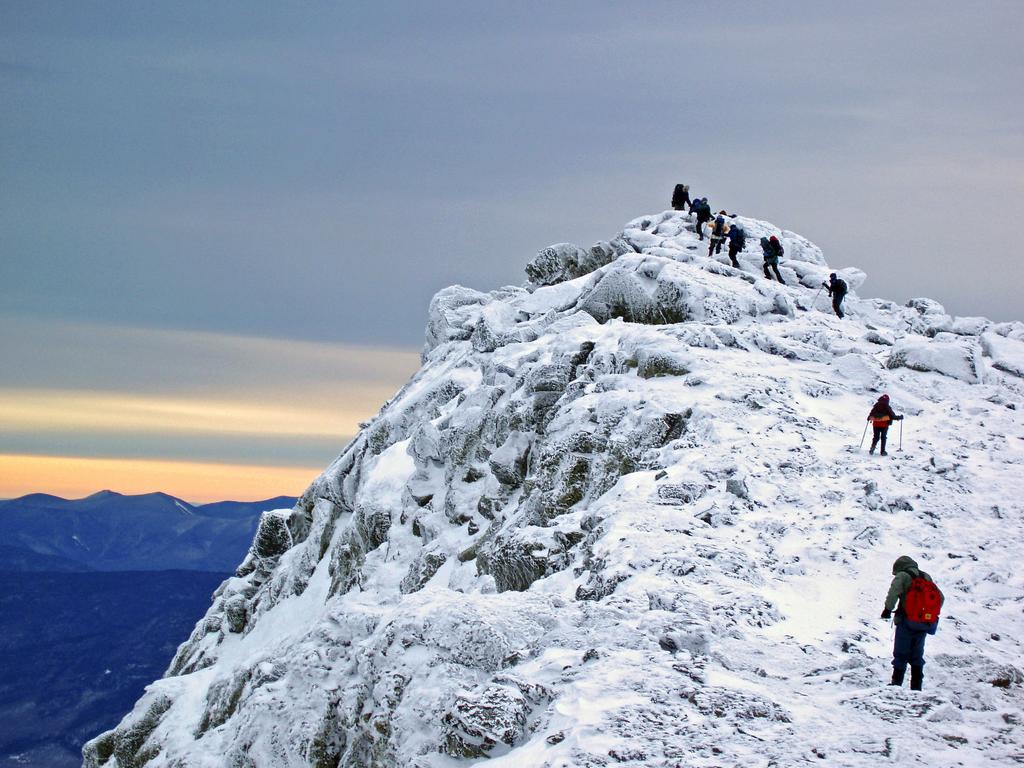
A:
[951, 316, 991, 336]
[887, 334, 986, 384]
[981, 332, 1024, 378]
[84, 209, 1024, 768]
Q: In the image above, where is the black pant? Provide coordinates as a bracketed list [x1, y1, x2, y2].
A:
[871, 425, 889, 453]
[696, 219, 707, 239]
[763, 262, 784, 283]
[728, 242, 741, 267]
[832, 294, 845, 318]
[708, 237, 724, 255]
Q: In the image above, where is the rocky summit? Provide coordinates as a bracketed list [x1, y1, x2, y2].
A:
[84, 209, 1024, 767]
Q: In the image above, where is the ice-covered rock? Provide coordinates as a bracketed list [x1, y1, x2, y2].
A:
[902, 296, 953, 337]
[86, 209, 1024, 768]
[981, 331, 1024, 378]
[442, 680, 534, 757]
[950, 315, 991, 336]
[991, 320, 1024, 341]
[424, 285, 490, 353]
[886, 334, 986, 384]
[863, 329, 894, 346]
[525, 241, 618, 286]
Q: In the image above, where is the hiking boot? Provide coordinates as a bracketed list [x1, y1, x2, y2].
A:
[869, 445, 876, 454]
[910, 666, 923, 691]
[889, 668, 905, 687]
[880, 450, 888, 456]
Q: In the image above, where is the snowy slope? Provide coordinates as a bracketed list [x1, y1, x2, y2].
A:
[83, 210, 1024, 768]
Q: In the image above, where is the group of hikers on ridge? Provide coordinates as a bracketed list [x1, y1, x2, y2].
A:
[671, 183, 847, 318]
[679, 180, 943, 689]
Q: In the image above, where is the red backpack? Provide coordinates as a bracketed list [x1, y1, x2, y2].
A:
[904, 577, 942, 625]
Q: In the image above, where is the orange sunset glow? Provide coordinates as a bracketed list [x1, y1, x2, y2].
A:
[0, 321, 420, 502]
[0, 454, 321, 503]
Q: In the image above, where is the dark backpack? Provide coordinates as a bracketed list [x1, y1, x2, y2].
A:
[903, 576, 942, 633]
[833, 278, 848, 296]
[672, 184, 689, 208]
[713, 217, 725, 235]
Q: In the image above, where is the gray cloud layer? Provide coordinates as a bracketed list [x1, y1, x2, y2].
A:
[0, 316, 418, 467]
[2, 1, 1021, 352]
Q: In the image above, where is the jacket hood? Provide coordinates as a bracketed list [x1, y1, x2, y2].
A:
[892, 555, 918, 575]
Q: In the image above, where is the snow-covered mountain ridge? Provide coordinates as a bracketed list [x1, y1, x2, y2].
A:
[84, 209, 1024, 767]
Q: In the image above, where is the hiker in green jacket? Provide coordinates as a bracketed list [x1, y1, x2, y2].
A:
[881, 555, 944, 690]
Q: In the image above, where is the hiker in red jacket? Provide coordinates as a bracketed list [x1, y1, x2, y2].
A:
[867, 394, 903, 455]
[881, 555, 944, 690]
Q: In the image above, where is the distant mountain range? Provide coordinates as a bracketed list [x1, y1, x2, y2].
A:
[0, 491, 297, 572]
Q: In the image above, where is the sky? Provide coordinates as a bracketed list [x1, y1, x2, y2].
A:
[2, 1, 1022, 500]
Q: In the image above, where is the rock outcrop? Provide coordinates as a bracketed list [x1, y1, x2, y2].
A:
[85, 209, 1024, 768]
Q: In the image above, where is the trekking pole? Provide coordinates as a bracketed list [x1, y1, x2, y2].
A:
[899, 419, 904, 451]
[859, 422, 868, 450]
[811, 285, 824, 309]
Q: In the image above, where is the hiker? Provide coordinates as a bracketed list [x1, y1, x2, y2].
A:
[726, 222, 746, 267]
[824, 272, 848, 318]
[694, 198, 712, 240]
[760, 235, 785, 283]
[671, 184, 691, 211]
[867, 394, 903, 455]
[881, 555, 944, 690]
[707, 215, 729, 256]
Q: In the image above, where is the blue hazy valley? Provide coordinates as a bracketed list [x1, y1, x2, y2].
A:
[0, 492, 295, 767]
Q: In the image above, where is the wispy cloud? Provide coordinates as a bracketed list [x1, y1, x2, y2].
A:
[0, 316, 420, 393]
[0, 319, 419, 498]
[0, 388, 380, 438]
